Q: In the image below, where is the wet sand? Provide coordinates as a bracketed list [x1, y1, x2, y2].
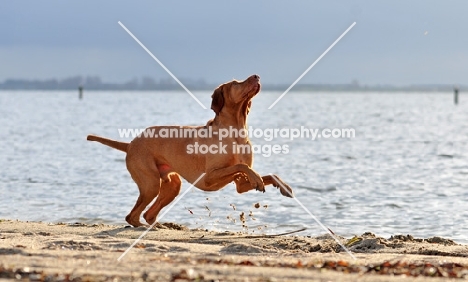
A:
[1, 219, 468, 281]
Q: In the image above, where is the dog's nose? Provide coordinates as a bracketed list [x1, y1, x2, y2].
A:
[252, 74, 260, 80]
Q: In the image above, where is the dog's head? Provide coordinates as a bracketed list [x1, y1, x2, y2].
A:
[211, 74, 261, 116]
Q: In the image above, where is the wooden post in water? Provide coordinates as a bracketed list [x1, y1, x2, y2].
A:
[454, 87, 459, 105]
[79, 85, 83, 100]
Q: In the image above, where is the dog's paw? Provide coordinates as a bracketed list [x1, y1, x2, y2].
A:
[270, 175, 293, 198]
[255, 184, 266, 193]
[126, 215, 145, 227]
[279, 183, 294, 198]
[251, 179, 265, 192]
[248, 172, 265, 193]
[143, 212, 157, 226]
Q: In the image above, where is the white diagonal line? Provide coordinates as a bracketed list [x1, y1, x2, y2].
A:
[268, 22, 356, 109]
[270, 174, 356, 260]
[117, 173, 206, 261]
[118, 21, 207, 109]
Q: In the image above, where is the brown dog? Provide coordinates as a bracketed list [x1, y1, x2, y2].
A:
[87, 74, 293, 227]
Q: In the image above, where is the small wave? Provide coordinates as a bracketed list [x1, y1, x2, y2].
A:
[342, 155, 356, 160]
[298, 185, 336, 193]
[438, 154, 454, 158]
[385, 203, 401, 209]
[27, 178, 40, 183]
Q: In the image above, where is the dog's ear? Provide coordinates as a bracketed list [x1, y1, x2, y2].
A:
[211, 86, 224, 115]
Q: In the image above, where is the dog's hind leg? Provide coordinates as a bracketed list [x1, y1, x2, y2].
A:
[125, 157, 161, 227]
[143, 173, 182, 225]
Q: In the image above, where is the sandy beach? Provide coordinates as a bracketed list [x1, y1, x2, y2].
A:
[1, 220, 468, 281]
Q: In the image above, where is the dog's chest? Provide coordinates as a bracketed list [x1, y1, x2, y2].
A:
[231, 139, 253, 166]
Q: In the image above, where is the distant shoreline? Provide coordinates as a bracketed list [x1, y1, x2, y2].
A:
[0, 85, 463, 92]
[0, 76, 464, 92]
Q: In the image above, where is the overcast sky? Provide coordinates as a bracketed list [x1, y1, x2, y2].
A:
[1, 1, 467, 85]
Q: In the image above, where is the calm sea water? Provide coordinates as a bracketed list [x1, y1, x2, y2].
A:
[1, 90, 468, 242]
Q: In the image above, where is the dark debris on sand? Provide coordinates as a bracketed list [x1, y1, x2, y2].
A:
[154, 256, 468, 279]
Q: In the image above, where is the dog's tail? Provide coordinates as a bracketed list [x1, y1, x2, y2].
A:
[87, 135, 129, 153]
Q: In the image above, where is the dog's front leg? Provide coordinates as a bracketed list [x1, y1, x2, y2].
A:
[233, 174, 294, 197]
[262, 175, 294, 198]
[204, 164, 265, 192]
